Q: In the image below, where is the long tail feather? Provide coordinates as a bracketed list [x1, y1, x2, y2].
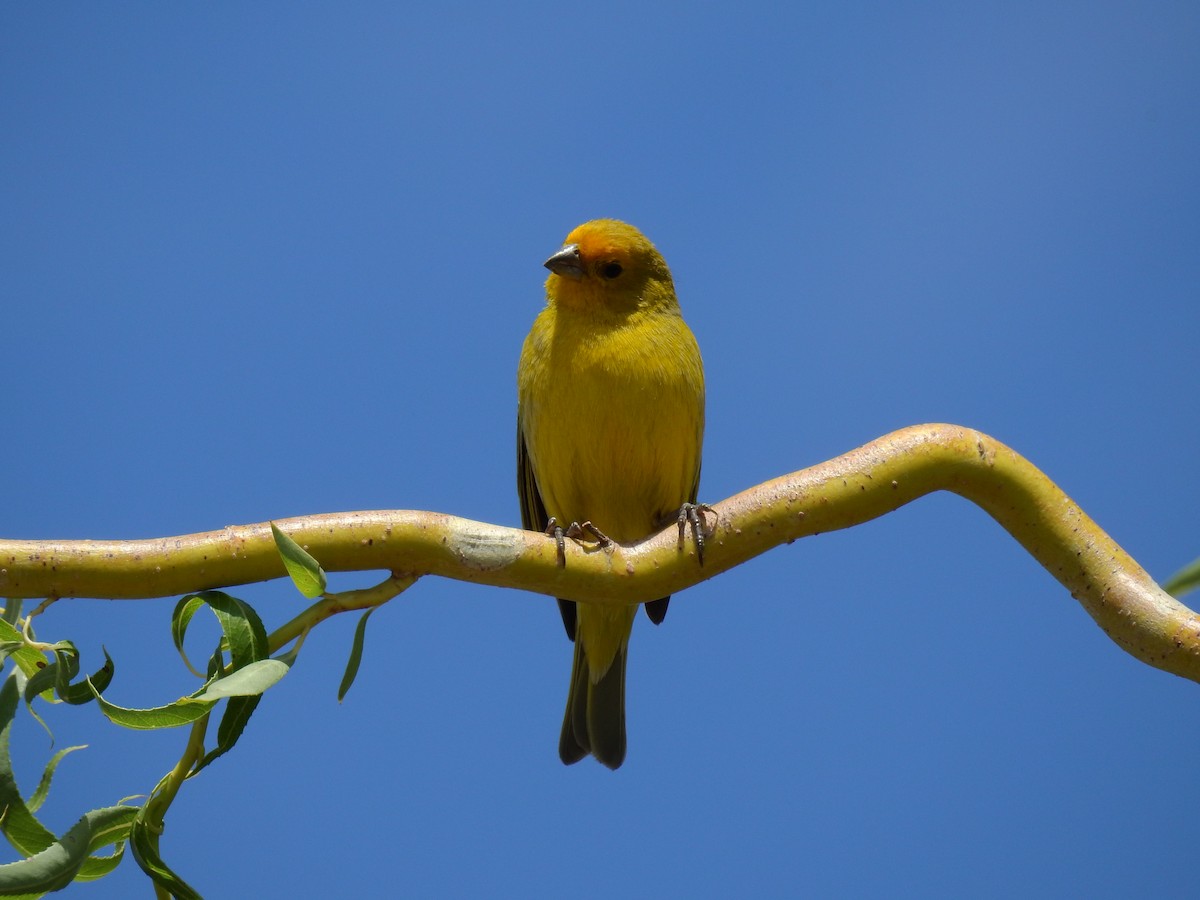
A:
[558, 640, 627, 769]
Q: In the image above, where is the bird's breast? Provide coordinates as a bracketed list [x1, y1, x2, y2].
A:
[519, 308, 704, 542]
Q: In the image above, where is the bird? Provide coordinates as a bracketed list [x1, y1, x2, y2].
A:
[517, 219, 705, 769]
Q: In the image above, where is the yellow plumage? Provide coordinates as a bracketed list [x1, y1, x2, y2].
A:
[517, 219, 704, 768]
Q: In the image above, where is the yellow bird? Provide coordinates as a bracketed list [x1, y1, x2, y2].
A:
[517, 219, 705, 769]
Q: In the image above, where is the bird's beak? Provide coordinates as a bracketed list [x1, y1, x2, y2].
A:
[544, 244, 584, 280]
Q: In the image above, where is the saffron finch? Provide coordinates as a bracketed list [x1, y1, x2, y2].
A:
[517, 219, 705, 769]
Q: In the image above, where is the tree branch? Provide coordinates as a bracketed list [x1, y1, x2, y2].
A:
[2, 424, 1197, 682]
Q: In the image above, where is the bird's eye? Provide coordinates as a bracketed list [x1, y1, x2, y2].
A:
[600, 262, 623, 279]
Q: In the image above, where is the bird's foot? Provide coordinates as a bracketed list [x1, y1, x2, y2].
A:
[675, 502, 716, 565]
[544, 517, 567, 567]
[564, 520, 613, 549]
[545, 518, 613, 567]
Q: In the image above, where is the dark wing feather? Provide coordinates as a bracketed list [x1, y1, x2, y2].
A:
[517, 421, 577, 641]
[643, 457, 703, 625]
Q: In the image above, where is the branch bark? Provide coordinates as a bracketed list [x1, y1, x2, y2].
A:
[3, 424, 1197, 682]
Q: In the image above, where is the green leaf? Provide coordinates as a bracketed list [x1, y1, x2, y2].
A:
[0, 644, 23, 668]
[0, 622, 48, 680]
[0, 676, 57, 858]
[205, 644, 227, 681]
[27, 746, 86, 814]
[192, 695, 260, 775]
[170, 594, 208, 678]
[1163, 555, 1200, 598]
[171, 588, 272, 781]
[1, 601, 21, 628]
[198, 704, 244, 773]
[271, 522, 327, 598]
[193, 647, 296, 772]
[89, 680, 214, 731]
[73, 839, 128, 882]
[57, 649, 115, 705]
[177, 591, 268, 670]
[129, 807, 202, 900]
[23, 646, 79, 706]
[195, 659, 289, 701]
[207, 593, 269, 668]
[0, 800, 55, 863]
[0, 805, 137, 896]
[0, 675, 135, 894]
[18, 643, 108, 742]
[339, 608, 375, 702]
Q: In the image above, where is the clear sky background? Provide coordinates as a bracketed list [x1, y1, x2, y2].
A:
[3, 3, 1199, 898]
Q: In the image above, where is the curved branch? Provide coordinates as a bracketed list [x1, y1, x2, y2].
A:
[2, 424, 1197, 682]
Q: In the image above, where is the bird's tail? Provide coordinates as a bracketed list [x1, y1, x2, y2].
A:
[559, 639, 627, 770]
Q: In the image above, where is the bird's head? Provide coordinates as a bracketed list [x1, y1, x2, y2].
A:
[544, 219, 676, 313]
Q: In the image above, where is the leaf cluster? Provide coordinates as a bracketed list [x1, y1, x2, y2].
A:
[0, 526, 402, 897]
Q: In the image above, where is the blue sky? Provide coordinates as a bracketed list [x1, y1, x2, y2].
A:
[3, 3, 1199, 897]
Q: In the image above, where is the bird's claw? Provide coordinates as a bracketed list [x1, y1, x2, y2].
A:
[544, 517, 567, 567]
[545, 518, 613, 567]
[676, 503, 716, 565]
[565, 520, 613, 548]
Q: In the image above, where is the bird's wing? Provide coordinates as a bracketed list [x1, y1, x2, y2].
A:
[518, 419, 577, 641]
